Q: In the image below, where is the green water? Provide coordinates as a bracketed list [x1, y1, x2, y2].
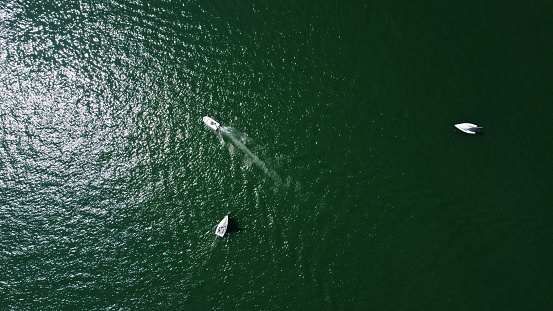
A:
[1, 0, 553, 309]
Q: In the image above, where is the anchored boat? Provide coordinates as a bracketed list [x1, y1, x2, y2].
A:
[455, 123, 482, 134]
[203, 116, 220, 131]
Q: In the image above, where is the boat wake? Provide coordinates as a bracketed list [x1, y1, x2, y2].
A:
[219, 126, 281, 184]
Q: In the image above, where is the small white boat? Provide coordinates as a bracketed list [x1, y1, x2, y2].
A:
[455, 123, 482, 134]
[203, 116, 220, 131]
[215, 215, 229, 237]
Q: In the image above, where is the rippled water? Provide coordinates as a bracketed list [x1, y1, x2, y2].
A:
[2, 0, 553, 309]
[0, 1, 318, 308]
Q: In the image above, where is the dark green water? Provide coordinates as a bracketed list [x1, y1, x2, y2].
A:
[1, 0, 553, 309]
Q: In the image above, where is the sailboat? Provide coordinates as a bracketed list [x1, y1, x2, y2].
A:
[215, 215, 229, 237]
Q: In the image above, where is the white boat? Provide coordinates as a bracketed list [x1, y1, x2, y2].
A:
[203, 116, 220, 131]
[215, 215, 229, 237]
[455, 123, 482, 134]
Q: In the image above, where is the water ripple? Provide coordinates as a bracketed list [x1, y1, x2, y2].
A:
[2, 0, 345, 309]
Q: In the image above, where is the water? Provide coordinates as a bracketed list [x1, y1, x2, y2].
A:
[1, 0, 553, 309]
[217, 125, 281, 184]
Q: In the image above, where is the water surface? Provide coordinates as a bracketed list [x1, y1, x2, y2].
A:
[1, 0, 553, 309]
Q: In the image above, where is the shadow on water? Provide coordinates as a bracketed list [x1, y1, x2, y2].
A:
[226, 215, 241, 234]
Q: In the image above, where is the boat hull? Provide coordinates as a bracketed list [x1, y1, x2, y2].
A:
[203, 116, 220, 130]
[455, 123, 481, 134]
[215, 215, 229, 237]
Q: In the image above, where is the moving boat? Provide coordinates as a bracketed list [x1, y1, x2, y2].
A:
[455, 123, 482, 134]
[215, 215, 229, 237]
[203, 116, 220, 131]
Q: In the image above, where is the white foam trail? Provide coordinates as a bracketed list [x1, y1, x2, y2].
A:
[219, 127, 281, 184]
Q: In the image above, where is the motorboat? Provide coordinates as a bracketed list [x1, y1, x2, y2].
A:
[203, 116, 220, 131]
[455, 123, 482, 134]
[215, 215, 229, 237]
